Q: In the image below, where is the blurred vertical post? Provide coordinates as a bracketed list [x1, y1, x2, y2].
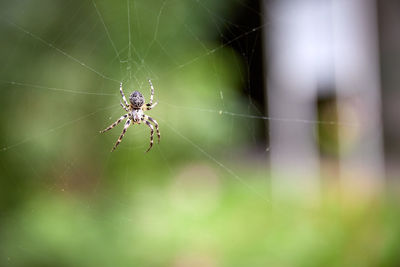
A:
[264, 0, 384, 201]
[333, 0, 384, 198]
[265, 0, 327, 202]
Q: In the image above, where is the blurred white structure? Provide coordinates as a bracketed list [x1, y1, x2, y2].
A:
[264, 0, 384, 201]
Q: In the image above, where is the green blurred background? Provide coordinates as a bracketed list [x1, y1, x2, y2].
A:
[1, 0, 400, 266]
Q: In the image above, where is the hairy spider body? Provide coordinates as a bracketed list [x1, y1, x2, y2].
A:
[100, 80, 160, 152]
[129, 91, 145, 109]
[131, 109, 144, 123]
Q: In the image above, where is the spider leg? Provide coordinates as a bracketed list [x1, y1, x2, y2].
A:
[145, 115, 160, 143]
[111, 119, 131, 152]
[148, 79, 154, 105]
[100, 114, 128, 133]
[144, 120, 154, 152]
[145, 101, 158, 110]
[120, 82, 129, 106]
[120, 101, 129, 112]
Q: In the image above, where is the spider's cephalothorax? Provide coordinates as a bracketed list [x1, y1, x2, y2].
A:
[100, 80, 160, 152]
[129, 91, 145, 109]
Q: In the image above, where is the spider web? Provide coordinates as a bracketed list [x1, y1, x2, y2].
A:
[0, 0, 273, 192]
[0, 0, 353, 265]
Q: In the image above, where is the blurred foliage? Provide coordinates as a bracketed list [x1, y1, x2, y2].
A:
[0, 0, 399, 266]
[0, 0, 246, 210]
[1, 176, 400, 267]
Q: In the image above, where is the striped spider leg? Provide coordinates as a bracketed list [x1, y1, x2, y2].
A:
[100, 80, 160, 152]
[142, 115, 161, 152]
[145, 79, 158, 110]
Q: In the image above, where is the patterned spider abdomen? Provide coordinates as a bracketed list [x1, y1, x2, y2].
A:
[129, 91, 145, 108]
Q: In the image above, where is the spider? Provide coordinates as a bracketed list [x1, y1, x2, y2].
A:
[100, 79, 160, 152]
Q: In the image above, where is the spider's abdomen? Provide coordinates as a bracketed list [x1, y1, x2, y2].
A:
[129, 91, 145, 108]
